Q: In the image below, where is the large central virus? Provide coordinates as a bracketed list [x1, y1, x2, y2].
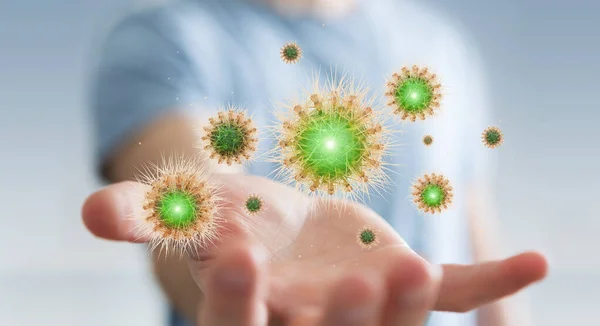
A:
[386, 65, 442, 122]
[274, 78, 391, 197]
[137, 155, 221, 254]
[201, 108, 258, 165]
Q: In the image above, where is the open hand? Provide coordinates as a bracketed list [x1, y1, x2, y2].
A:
[82, 173, 547, 325]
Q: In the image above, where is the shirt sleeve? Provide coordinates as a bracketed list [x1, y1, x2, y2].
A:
[89, 9, 206, 175]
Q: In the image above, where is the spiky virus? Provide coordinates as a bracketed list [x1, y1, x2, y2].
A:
[201, 108, 258, 165]
[244, 194, 264, 215]
[386, 65, 442, 122]
[412, 173, 453, 214]
[280, 42, 302, 64]
[136, 155, 222, 254]
[422, 135, 434, 146]
[274, 78, 391, 198]
[357, 225, 380, 249]
[482, 126, 504, 149]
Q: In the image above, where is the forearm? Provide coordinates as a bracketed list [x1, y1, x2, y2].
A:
[103, 112, 239, 324]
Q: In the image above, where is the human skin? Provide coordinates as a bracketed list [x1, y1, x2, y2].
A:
[82, 113, 548, 325]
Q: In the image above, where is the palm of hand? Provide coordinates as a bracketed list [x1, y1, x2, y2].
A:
[213, 174, 417, 312]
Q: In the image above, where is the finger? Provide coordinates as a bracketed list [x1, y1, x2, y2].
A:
[381, 253, 442, 326]
[320, 271, 383, 326]
[436, 251, 548, 312]
[199, 241, 268, 326]
[82, 181, 149, 242]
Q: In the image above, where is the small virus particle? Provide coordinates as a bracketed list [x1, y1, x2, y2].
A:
[280, 42, 302, 64]
[422, 135, 434, 146]
[412, 173, 453, 214]
[273, 76, 392, 198]
[386, 65, 442, 122]
[482, 126, 504, 149]
[137, 155, 222, 255]
[201, 107, 258, 165]
[244, 194, 264, 215]
[357, 225, 380, 249]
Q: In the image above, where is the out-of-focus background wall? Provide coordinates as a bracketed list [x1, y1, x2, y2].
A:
[0, 0, 597, 325]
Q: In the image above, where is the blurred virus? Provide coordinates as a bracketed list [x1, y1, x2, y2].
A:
[386, 65, 442, 122]
[422, 134, 434, 146]
[482, 126, 504, 149]
[244, 194, 264, 215]
[280, 42, 302, 64]
[273, 76, 392, 199]
[357, 225, 380, 249]
[137, 155, 222, 255]
[201, 107, 258, 165]
[412, 173, 453, 214]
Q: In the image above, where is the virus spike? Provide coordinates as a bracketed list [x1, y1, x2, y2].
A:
[386, 65, 443, 122]
[135, 154, 222, 256]
[412, 173, 453, 214]
[280, 42, 302, 64]
[482, 126, 504, 149]
[357, 225, 380, 249]
[200, 106, 258, 166]
[272, 75, 393, 200]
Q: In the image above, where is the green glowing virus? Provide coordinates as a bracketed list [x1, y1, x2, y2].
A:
[357, 225, 380, 249]
[244, 194, 264, 215]
[280, 42, 302, 64]
[137, 155, 221, 254]
[412, 173, 453, 214]
[201, 108, 258, 165]
[422, 135, 434, 147]
[482, 126, 504, 149]
[386, 65, 442, 122]
[274, 77, 391, 197]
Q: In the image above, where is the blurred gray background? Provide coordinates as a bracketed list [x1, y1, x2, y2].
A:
[0, 0, 598, 325]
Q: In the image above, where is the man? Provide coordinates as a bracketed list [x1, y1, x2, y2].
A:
[82, 0, 548, 325]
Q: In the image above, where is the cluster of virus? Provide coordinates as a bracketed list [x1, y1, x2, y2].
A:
[134, 41, 504, 253]
[273, 78, 390, 198]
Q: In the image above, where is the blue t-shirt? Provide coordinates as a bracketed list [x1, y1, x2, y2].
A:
[91, 0, 494, 325]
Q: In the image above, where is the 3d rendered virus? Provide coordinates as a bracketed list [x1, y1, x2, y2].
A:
[280, 42, 302, 64]
[244, 194, 264, 215]
[273, 77, 392, 198]
[386, 65, 442, 122]
[412, 173, 453, 214]
[482, 126, 504, 149]
[422, 135, 434, 146]
[201, 107, 258, 165]
[357, 225, 380, 249]
[136, 155, 222, 254]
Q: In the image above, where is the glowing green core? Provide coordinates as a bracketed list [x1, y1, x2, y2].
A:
[283, 46, 299, 60]
[296, 111, 366, 180]
[157, 190, 198, 228]
[395, 77, 434, 112]
[245, 196, 262, 213]
[360, 229, 376, 244]
[210, 123, 246, 156]
[421, 184, 445, 208]
[485, 130, 502, 145]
